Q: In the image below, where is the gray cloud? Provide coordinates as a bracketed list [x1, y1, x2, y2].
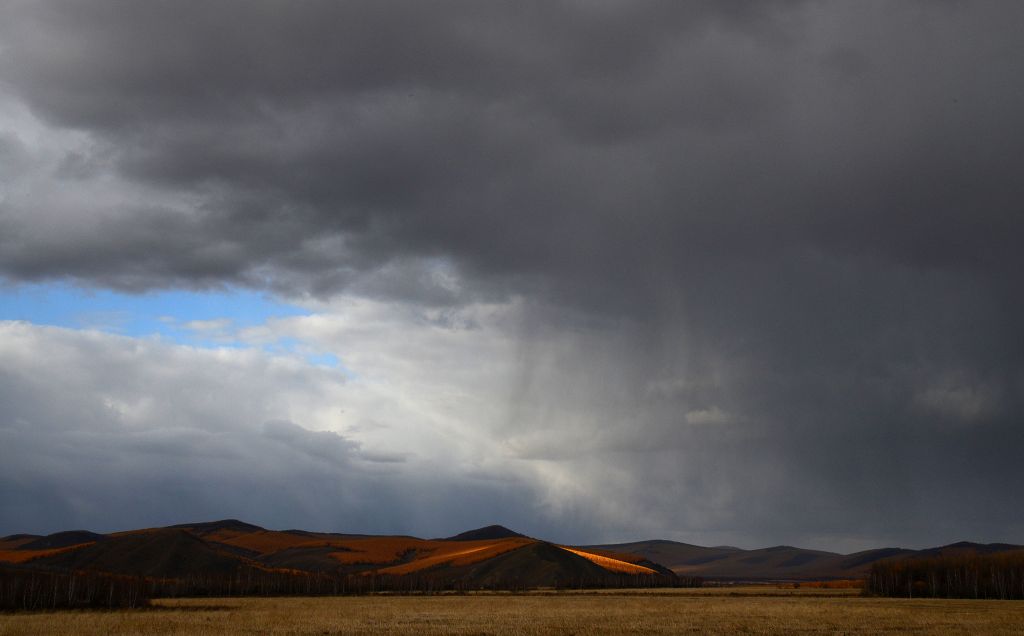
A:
[0, 0, 810, 296]
[1, 1, 1023, 549]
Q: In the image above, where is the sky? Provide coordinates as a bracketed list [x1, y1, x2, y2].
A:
[1, 1, 1023, 553]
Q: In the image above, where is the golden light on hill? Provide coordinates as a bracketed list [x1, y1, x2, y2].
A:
[211, 530, 329, 555]
[327, 537, 431, 565]
[559, 547, 657, 575]
[376, 538, 535, 575]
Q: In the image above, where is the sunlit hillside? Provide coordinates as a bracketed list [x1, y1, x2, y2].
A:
[560, 547, 657, 575]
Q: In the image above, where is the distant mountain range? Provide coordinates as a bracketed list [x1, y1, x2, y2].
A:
[585, 539, 1024, 581]
[1, 519, 1020, 584]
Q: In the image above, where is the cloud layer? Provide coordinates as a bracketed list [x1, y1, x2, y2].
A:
[2, 1, 1023, 549]
[0, 318, 555, 539]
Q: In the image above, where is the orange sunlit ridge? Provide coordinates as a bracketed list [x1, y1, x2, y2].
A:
[560, 547, 657, 575]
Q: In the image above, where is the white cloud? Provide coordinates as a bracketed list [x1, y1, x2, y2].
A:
[0, 319, 550, 537]
[913, 379, 1000, 424]
[0, 302, 763, 545]
[685, 406, 730, 426]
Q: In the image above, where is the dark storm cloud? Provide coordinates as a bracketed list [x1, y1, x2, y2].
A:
[2, 1, 1024, 548]
[0, 0, 801, 296]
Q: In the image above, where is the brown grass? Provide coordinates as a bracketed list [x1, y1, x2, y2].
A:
[0, 539, 35, 552]
[196, 530, 537, 572]
[799, 579, 866, 589]
[326, 537, 534, 570]
[326, 537, 429, 565]
[0, 543, 96, 565]
[209, 530, 327, 554]
[2, 588, 1023, 635]
[376, 538, 534, 575]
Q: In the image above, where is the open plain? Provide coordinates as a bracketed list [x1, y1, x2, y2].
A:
[2, 588, 1023, 635]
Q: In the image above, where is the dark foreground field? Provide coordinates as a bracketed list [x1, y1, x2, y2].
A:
[2, 588, 1024, 635]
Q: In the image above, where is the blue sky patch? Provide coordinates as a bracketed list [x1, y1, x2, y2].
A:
[0, 281, 307, 347]
[0, 281, 349, 373]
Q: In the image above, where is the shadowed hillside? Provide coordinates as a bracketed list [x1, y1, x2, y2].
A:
[30, 528, 248, 578]
[17, 531, 107, 550]
[585, 539, 1023, 581]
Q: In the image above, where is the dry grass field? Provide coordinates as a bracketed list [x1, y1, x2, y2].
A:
[2, 587, 1023, 635]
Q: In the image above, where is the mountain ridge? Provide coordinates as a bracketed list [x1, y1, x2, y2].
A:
[583, 539, 1024, 580]
[3, 521, 1020, 583]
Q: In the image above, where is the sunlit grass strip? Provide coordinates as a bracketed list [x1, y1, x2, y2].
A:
[560, 547, 657, 574]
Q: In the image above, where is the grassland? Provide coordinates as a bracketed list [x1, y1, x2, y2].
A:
[1, 587, 1023, 635]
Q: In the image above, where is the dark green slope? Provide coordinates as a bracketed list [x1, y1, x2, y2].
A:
[31, 528, 247, 578]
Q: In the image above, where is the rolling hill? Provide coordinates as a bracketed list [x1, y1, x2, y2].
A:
[0, 520, 673, 589]
[3, 520, 1020, 585]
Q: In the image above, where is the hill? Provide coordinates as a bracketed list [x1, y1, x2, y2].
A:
[0, 521, 676, 590]
[5, 520, 1017, 585]
[30, 528, 248, 578]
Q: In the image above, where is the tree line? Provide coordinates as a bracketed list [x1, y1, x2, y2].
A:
[0, 566, 148, 610]
[145, 569, 701, 597]
[1, 564, 701, 609]
[865, 551, 1024, 599]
